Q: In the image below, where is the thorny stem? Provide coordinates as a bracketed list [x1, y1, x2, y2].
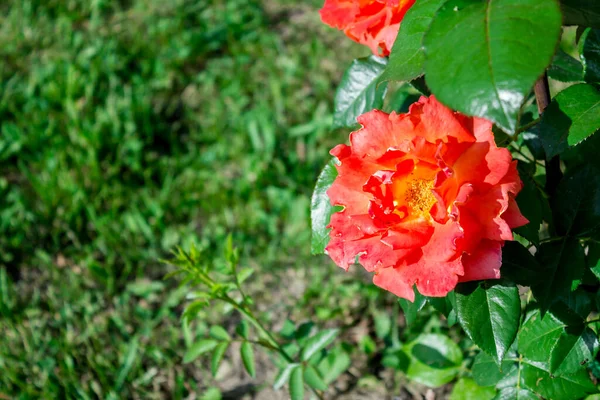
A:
[534, 73, 562, 196]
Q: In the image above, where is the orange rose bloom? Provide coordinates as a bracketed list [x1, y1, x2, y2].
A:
[326, 96, 528, 301]
[319, 0, 416, 56]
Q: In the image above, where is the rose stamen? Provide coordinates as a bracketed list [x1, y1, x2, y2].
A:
[405, 179, 436, 214]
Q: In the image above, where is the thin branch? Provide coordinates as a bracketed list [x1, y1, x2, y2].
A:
[515, 117, 541, 135]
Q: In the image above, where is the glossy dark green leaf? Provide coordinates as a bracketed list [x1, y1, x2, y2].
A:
[241, 342, 256, 378]
[537, 84, 600, 158]
[518, 309, 565, 365]
[273, 363, 298, 390]
[514, 176, 544, 245]
[310, 160, 338, 255]
[548, 50, 584, 83]
[404, 334, 463, 388]
[449, 378, 496, 400]
[398, 286, 427, 326]
[317, 347, 351, 384]
[552, 166, 600, 238]
[518, 308, 598, 377]
[289, 365, 304, 400]
[332, 56, 387, 129]
[521, 362, 597, 399]
[183, 339, 218, 363]
[494, 387, 539, 400]
[550, 327, 598, 375]
[556, 289, 593, 321]
[424, 0, 562, 133]
[303, 365, 327, 391]
[455, 281, 520, 364]
[211, 342, 228, 377]
[380, 0, 446, 82]
[532, 238, 586, 312]
[561, 0, 600, 28]
[300, 329, 338, 361]
[581, 29, 600, 83]
[494, 348, 539, 400]
[472, 351, 515, 387]
[501, 241, 542, 287]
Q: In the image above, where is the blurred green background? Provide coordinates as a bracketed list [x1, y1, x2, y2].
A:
[0, 0, 379, 398]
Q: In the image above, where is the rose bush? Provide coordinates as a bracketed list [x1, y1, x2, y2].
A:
[320, 0, 416, 56]
[325, 96, 527, 301]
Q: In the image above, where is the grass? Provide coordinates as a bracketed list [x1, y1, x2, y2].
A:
[0, 0, 372, 398]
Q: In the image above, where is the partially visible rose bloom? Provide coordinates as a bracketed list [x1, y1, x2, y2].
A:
[320, 0, 416, 56]
[326, 96, 528, 301]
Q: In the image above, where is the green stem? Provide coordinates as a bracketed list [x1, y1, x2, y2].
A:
[514, 117, 541, 135]
[219, 295, 325, 400]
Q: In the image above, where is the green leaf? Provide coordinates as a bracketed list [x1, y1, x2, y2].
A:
[300, 329, 338, 361]
[518, 307, 598, 376]
[398, 286, 427, 326]
[311, 160, 338, 255]
[303, 365, 327, 391]
[317, 347, 351, 384]
[241, 342, 256, 378]
[289, 365, 304, 400]
[237, 267, 254, 284]
[532, 238, 585, 313]
[373, 311, 392, 339]
[404, 333, 463, 388]
[449, 378, 496, 400]
[428, 292, 457, 326]
[537, 84, 600, 158]
[518, 309, 565, 365]
[514, 165, 545, 245]
[455, 281, 520, 364]
[548, 50, 584, 83]
[521, 362, 597, 399]
[561, 0, 600, 28]
[550, 327, 598, 375]
[380, 0, 446, 82]
[200, 387, 222, 400]
[472, 351, 515, 387]
[552, 166, 600, 238]
[494, 387, 539, 400]
[589, 242, 600, 281]
[184, 339, 218, 363]
[211, 342, 228, 377]
[556, 289, 593, 321]
[236, 320, 249, 340]
[424, 0, 562, 133]
[274, 363, 298, 390]
[428, 291, 455, 317]
[501, 242, 542, 287]
[494, 348, 539, 400]
[332, 56, 388, 129]
[209, 326, 230, 341]
[581, 29, 600, 83]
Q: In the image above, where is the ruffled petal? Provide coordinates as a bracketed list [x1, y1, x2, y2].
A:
[459, 240, 502, 282]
